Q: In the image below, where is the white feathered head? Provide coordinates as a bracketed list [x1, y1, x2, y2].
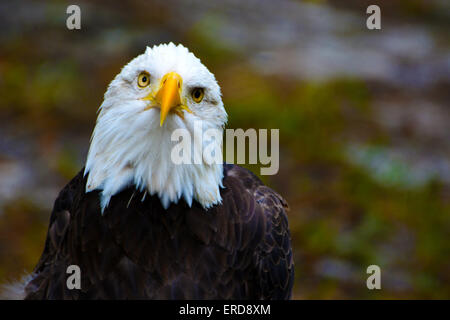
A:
[84, 43, 227, 211]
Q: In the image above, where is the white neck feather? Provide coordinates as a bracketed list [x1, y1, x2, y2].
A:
[84, 105, 223, 212]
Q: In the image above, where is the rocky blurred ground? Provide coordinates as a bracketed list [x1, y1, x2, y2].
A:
[0, 0, 449, 299]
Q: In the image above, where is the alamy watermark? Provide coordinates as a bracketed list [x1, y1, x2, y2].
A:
[366, 5, 381, 30]
[366, 265, 381, 290]
[66, 5, 81, 30]
[66, 265, 81, 290]
[67, 4, 382, 31]
[170, 120, 279, 175]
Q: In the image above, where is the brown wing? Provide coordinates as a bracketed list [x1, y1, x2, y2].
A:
[25, 172, 82, 299]
[224, 164, 294, 299]
[25, 164, 293, 299]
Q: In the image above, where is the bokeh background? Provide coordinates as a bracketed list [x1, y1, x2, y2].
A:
[0, 0, 449, 299]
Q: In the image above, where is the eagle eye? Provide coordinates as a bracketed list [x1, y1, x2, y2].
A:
[191, 88, 204, 103]
[137, 72, 150, 88]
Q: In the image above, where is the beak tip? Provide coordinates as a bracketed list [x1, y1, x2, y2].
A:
[156, 72, 182, 128]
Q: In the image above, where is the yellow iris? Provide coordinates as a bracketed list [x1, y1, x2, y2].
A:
[137, 72, 150, 88]
[191, 88, 204, 103]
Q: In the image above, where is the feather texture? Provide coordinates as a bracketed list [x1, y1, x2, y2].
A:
[24, 164, 294, 299]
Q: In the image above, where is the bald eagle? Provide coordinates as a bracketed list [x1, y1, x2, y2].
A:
[14, 43, 294, 299]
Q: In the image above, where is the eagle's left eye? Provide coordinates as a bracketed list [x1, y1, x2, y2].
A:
[137, 72, 150, 88]
[191, 88, 204, 103]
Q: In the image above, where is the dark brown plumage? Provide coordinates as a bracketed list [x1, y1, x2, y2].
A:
[24, 164, 294, 299]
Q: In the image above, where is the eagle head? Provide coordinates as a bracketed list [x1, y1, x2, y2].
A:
[84, 43, 228, 211]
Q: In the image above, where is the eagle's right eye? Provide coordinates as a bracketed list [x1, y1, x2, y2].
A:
[137, 72, 150, 88]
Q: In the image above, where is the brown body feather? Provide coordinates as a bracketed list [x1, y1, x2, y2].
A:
[24, 164, 294, 299]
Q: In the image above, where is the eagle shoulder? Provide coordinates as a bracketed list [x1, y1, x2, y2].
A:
[25, 165, 294, 299]
[222, 164, 294, 299]
[25, 171, 84, 299]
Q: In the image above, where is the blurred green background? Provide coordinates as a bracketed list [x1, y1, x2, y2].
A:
[0, 0, 449, 299]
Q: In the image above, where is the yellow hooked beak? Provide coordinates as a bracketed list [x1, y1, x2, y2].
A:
[141, 72, 192, 127]
[156, 72, 182, 126]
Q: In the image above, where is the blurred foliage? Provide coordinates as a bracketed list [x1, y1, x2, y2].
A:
[0, 0, 449, 299]
[0, 200, 48, 282]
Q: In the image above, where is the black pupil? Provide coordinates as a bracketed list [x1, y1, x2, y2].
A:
[142, 76, 147, 82]
[194, 90, 201, 98]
